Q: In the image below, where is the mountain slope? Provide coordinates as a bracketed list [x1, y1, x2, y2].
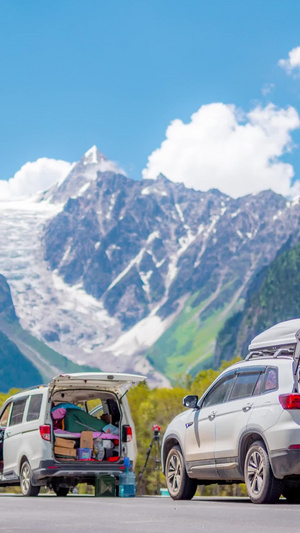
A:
[0, 274, 42, 390]
[214, 240, 300, 364]
[0, 330, 42, 393]
[0, 273, 98, 388]
[2, 147, 300, 384]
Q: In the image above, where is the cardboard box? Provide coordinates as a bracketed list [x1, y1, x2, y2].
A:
[80, 431, 94, 449]
[54, 446, 77, 457]
[101, 414, 112, 425]
[55, 437, 76, 449]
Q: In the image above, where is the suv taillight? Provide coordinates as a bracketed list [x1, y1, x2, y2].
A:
[122, 425, 133, 442]
[39, 425, 51, 441]
[279, 394, 300, 409]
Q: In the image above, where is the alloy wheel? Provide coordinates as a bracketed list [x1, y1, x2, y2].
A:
[247, 450, 264, 495]
[167, 452, 182, 495]
[21, 462, 31, 495]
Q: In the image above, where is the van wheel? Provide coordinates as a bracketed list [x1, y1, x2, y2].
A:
[54, 486, 69, 497]
[244, 441, 282, 504]
[20, 460, 40, 497]
[165, 445, 197, 500]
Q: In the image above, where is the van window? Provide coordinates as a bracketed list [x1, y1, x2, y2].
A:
[86, 400, 104, 419]
[9, 398, 27, 427]
[0, 403, 11, 427]
[26, 394, 43, 422]
[229, 372, 260, 401]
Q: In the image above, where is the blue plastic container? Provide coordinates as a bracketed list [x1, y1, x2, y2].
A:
[119, 457, 136, 497]
[77, 448, 92, 460]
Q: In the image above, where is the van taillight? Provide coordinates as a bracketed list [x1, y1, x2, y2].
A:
[39, 425, 51, 441]
[122, 425, 133, 442]
[279, 394, 300, 409]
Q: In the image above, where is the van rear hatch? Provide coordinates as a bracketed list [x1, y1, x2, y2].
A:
[48, 372, 146, 397]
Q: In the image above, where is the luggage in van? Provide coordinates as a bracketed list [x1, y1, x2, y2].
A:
[64, 408, 107, 433]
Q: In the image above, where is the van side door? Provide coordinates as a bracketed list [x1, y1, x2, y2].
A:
[3, 396, 28, 478]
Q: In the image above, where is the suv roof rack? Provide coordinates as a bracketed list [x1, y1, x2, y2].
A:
[245, 346, 295, 361]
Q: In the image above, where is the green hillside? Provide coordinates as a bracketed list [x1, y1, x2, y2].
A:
[215, 241, 300, 363]
[0, 320, 99, 385]
[0, 330, 42, 392]
[0, 272, 99, 389]
[146, 290, 239, 383]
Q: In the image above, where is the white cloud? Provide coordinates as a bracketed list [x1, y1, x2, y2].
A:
[142, 103, 300, 198]
[0, 158, 72, 199]
[279, 46, 300, 75]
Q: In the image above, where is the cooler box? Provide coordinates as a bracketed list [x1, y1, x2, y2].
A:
[77, 448, 92, 460]
[95, 475, 116, 497]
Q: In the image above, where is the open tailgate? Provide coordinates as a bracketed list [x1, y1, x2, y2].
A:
[48, 372, 146, 397]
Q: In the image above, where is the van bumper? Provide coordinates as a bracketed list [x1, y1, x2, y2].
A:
[32, 460, 126, 486]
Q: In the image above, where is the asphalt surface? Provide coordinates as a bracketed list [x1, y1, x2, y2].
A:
[0, 495, 299, 533]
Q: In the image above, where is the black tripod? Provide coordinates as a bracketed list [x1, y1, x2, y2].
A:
[138, 425, 161, 494]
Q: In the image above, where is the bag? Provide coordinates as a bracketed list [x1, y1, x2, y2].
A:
[64, 408, 107, 433]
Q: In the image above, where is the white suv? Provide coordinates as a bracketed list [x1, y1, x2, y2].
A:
[162, 319, 300, 504]
[0, 372, 145, 496]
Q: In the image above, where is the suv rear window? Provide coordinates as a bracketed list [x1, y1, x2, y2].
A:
[262, 368, 278, 393]
[26, 394, 43, 422]
[10, 398, 27, 426]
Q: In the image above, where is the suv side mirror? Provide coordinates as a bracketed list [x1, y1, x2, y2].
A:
[183, 395, 199, 409]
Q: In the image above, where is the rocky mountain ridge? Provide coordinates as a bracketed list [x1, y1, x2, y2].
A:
[214, 240, 300, 365]
[1, 146, 300, 384]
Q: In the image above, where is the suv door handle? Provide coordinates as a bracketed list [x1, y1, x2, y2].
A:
[208, 411, 216, 421]
[242, 403, 253, 412]
[6, 431, 11, 437]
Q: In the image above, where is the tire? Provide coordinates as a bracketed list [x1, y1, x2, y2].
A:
[165, 445, 197, 500]
[20, 460, 40, 497]
[244, 441, 282, 504]
[54, 486, 69, 497]
[282, 482, 300, 503]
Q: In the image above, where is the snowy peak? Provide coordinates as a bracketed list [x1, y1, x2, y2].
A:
[82, 145, 107, 166]
[43, 146, 125, 205]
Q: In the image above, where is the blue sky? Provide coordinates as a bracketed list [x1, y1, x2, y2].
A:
[1, 0, 300, 197]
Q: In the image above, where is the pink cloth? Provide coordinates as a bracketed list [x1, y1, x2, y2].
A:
[51, 408, 67, 420]
[54, 429, 119, 441]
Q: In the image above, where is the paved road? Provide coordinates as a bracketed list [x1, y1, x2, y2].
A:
[0, 495, 299, 533]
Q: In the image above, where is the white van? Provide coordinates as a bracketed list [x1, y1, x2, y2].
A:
[0, 372, 145, 496]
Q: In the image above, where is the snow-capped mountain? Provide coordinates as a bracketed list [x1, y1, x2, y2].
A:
[1, 146, 300, 385]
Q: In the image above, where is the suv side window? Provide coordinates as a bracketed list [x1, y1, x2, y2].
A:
[26, 394, 43, 422]
[9, 398, 27, 427]
[229, 372, 261, 401]
[202, 373, 236, 408]
[262, 368, 278, 393]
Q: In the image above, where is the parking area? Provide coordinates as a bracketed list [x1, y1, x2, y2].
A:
[0, 495, 298, 533]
